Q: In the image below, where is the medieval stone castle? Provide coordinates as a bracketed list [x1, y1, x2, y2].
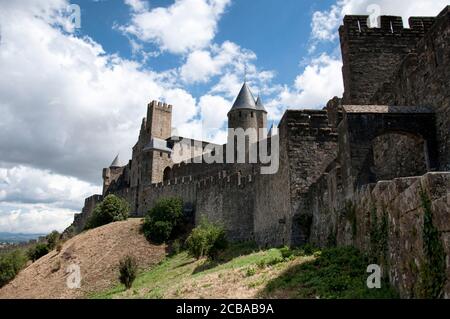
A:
[69, 7, 450, 297]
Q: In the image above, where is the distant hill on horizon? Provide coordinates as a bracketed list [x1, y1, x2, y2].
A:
[0, 232, 46, 243]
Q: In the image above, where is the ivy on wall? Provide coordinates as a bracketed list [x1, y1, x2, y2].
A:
[369, 204, 389, 267]
[342, 201, 357, 239]
[415, 189, 447, 299]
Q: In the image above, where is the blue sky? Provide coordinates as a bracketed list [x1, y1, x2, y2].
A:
[76, 0, 336, 85]
[0, 0, 448, 234]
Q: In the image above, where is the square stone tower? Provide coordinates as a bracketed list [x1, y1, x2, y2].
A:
[146, 100, 172, 140]
[141, 101, 173, 185]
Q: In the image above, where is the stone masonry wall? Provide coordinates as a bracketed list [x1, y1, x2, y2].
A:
[371, 6, 450, 171]
[308, 172, 450, 298]
[339, 14, 435, 105]
[279, 110, 339, 245]
[196, 173, 255, 243]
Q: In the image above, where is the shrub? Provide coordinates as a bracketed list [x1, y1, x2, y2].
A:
[27, 243, 50, 262]
[279, 246, 293, 260]
[46, 231, 61, 250]
[185, 219, 228, 260]
[142, 198, 184, 244]
[245, 267, 256, 277]
[86, 195, 130, 230]
[0, 250, 28, 288]
[119, 256, 138, 290]
[170, 239, 183, 256]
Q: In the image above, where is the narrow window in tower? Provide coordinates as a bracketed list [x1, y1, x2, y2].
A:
[251, 112, 254, 118]
[239, 111, 242, 117]
[160, 152, 163, 157]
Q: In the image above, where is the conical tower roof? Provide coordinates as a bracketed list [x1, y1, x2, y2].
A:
[256, 95, 267, 113]
[110, 154, 121, 168]
[229, 82, 257, 113]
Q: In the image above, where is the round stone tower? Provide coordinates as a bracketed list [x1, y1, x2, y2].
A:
[227, 82, 258, 132]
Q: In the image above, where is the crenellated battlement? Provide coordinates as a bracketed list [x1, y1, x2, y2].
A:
[339, 12, 442, 105]
[341, 15, 436, 36]
[280, 110, 337, 140]
[147, 168, 258, 191]
[148, 100, 173, 112]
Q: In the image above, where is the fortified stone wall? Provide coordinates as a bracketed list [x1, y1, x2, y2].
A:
[339, 14, 436, 105]
[140, 176, 197, 216]
[279, 110, 339, 245]
[308, 172, 450, 298]
[371, 6, 450, 171]
[196, 173, 255, 243]
[68, 194, 103, 234]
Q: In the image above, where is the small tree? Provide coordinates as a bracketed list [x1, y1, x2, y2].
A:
[119, 256, 138, 290]
[27, 243, 50, 262]
[46, 231, 61, 250]
[0, 250, 28, 288]
[185, 219, 228, 260]
[86, 195, 130, 230]
[142, 198, 184, 244]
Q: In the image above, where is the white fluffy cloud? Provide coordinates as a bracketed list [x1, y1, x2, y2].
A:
[0, 0, 204, 184]
[267, 54, 344, 119]
[312, 0, 449, 41]
[122, 0, 231, 54]
[0, 203, 76, 234]
[124, 0, 149, 13]
[0, 165, 100, 234]
[0, 166, 100, 210]
[199, 94, 231, 129]
[0, 0, 238, 232]
[180, 41, 256, 84]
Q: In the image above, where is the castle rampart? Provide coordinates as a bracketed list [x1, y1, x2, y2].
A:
[340, 14, 436, 105]
[370, 6, 450, 170]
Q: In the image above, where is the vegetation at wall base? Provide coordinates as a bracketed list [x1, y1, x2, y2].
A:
[142, 198, 184, 244]
[85, 195, 130, 230]
[415, 189, 447, 299]
[91, 244, 398, 299]
[185, 219, 228, 260]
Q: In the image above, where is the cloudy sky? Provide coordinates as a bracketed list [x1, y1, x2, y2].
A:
[0, 0, 448, 234]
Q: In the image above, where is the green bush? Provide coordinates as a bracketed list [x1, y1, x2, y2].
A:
[27, 243, 50, 262]
[142, 198, 184, 244]
[46, 231, 61, 250]
[119, 256, 138, 290]
[86, 195, 130, 230]
[0, 250, 28, 288]
[185, 219, 228, 260]
[170, 239, 183, 256]
[279, 246, 293, 260]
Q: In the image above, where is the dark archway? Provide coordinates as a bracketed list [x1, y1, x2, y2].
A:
[163, 167, 172, 182]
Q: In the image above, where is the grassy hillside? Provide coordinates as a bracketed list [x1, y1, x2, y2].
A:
[92, 244, 398, 299]
[0, 219, 166, 299]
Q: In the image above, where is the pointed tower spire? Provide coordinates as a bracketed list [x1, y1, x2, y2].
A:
[256, 95, 268, 113]
[110, 154, 121, 168]
[229, 82, 257, 113]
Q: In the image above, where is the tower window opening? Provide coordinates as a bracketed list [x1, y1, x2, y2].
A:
[160, 152, 163, 157]
[251, 112, 254, 118]
[239, 111, 242, 117]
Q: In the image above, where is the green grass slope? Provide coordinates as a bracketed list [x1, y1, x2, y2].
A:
[91, 244, 398, 299]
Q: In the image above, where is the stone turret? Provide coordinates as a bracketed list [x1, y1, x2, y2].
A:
[103, 154, 125, 196]
[227, 82, 258, 132]
[255, 96, 268, 140]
